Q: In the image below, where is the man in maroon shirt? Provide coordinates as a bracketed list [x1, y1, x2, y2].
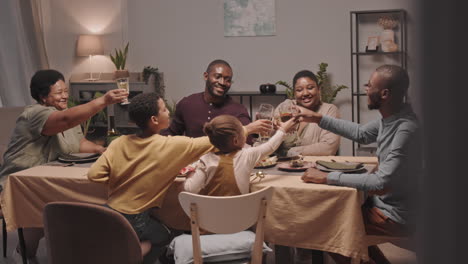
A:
[161, 59, 269, 141]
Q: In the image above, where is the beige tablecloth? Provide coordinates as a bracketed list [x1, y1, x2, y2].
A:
[1, 156, 378, 261]
[1, 165, 106, 231]
[251, 174, 368, 260]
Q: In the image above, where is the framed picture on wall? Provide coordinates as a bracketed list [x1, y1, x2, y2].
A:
[365, 36, 379, 52]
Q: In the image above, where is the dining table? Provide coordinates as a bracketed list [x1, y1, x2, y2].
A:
[0, 155, 378, 263]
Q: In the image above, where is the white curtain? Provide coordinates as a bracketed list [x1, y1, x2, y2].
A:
[0, 0, 49, 107]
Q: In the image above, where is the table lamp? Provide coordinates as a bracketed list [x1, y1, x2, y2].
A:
[76, 34, 104, 81]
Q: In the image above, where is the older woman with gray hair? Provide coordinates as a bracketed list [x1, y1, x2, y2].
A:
[0, 69, 128, 262]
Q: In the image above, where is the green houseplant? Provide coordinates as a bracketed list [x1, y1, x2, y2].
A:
[142, 66, 166, 98]
[110, 42, 129, 79]
[316, 63, 348, 104]
[142, 66, 159, 83]
[276, 62, 348, 103]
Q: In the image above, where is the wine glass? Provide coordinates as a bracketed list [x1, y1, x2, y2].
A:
[277, 100, 298, 121]
[116, 78, 130, 105]
[276, 100, 299, 135]
[255, 103, 274, 143]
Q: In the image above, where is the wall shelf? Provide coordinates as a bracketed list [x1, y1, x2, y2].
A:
[69, 72, 164, 135]
[350, 9, 407, 156]
[352, 51, 405, 56]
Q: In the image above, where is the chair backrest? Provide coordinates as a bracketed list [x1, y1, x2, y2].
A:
[43, 202, 142, 264]
[178, 187, 273, 234]
[178, 187, 274, 264]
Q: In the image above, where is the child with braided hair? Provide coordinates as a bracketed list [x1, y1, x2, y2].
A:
[183, 114, 297, 195]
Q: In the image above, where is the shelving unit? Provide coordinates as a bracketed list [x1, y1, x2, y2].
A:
[350, 9, 407, 156]
[69, 72, 164, 138]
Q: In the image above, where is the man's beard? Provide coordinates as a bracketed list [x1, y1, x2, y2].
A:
[206, 80, 228, 98]
[367, 93, 382, 110]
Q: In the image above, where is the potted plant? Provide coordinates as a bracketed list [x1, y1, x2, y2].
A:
[142, 66, 159, 83]
[276, 62, 348, 104]
[315, 63, 348, 104]
[142, 66, 165, 97]
[110, 42, 129, 79]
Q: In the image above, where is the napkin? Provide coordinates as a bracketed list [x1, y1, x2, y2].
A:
[316, 160, 363, 170]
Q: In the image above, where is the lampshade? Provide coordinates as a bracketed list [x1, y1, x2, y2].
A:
[76, 35, 103, 56]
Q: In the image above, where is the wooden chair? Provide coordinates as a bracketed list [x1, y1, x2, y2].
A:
[364, 234, 416, 264]
[178, 187, 273, 264]
[2, 189, 29, 264]
[366, 234, 415, 250]
[0, 207, 6, 258]
[43, 202, 149, 264]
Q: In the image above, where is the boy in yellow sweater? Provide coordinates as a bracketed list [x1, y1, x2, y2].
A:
[88, 92, 218, 263]
[88, 92, 267, 263]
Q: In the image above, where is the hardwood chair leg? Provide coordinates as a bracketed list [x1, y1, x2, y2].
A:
[368, 245, 391, 264]
[274, 245, 294, 264]
[17, 228, 27, 264]
[311, 250, 324, 264]
[2, 218, 6, 258]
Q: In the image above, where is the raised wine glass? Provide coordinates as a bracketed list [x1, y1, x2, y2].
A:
[255, 103, 274, 144]
[276, 100, 299, 135]
[116, 77, 130, 105]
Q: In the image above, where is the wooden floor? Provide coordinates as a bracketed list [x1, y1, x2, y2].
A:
[0, 231, 417, 264]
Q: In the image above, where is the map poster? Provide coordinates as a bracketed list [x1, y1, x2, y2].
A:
[224, 0, 276, 37]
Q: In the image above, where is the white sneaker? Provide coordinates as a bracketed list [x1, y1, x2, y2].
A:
[11, 249, 39, 264]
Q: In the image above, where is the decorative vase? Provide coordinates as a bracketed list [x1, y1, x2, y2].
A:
[381, 41, 399, 52]
[114, 70, 129, 80]
[380, 29, 395, 43]
[380, 29, 397, 52]
[259, 83, 276, 94]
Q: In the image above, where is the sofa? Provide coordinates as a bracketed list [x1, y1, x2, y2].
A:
[0, 106, 25, 164]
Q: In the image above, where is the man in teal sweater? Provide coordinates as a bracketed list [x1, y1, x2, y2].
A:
[298, 65, 421, 264]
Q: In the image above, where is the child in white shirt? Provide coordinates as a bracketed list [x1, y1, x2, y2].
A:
[183, 114, 297, 195]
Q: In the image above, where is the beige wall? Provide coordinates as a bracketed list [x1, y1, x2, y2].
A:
[42, 0, 419, 155]
[41, 0, 125, 77]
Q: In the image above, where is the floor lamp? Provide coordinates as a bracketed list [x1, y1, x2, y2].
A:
[76, 34, 104, 81]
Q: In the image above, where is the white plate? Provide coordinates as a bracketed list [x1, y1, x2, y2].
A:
[254, 163, 277, 169]
[58, 153, 100, 163]
[316, 164, 367, 173]
[277, 161, 314, 172]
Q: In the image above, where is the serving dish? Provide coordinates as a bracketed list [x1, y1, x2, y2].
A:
[277, 161, 313, 172]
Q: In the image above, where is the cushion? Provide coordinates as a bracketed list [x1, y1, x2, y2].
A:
[167, 231, 272, 264]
